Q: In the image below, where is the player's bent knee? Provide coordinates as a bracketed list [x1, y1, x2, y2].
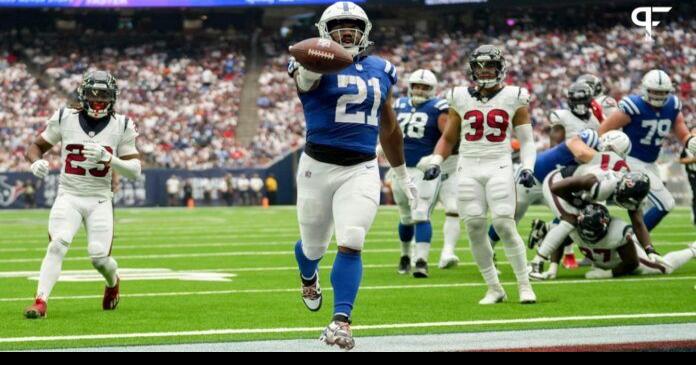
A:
[301, 242, 327, 261]
[338, 226, 366, 252]
[464, 217, 487, 234]
[491, 204, 515, 221]
[411, 208, 430, 223]
[91, 256, 110, 269]
[491, 217, 517, 240]
[47, 240, 69, 258]
[88, 242, 110, 260]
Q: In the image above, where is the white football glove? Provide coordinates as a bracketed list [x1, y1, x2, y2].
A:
[688, 136, 696, 155]
[83, 143, 112, 164]
[30, 160, 50, 179]
[529, 270, 557, 281]
[585, 267, 614, 280]
[393, 165, 418, 208]
[416, 154, 443, 172]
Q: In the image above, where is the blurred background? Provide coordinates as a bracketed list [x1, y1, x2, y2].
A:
[0, 0, 692, 208]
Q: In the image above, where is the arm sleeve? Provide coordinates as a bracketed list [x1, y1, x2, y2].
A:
[40, 109, 63, 145]
[117, 118, 139, 157]
[515, 123, 536, 171]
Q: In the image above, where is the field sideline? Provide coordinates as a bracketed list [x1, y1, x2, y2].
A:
[0, 206, 694, 351]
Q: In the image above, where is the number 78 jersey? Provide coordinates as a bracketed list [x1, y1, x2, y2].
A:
[448, 86, 530, 158]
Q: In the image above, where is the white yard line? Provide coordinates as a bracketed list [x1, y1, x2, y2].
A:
[1, 275, 695, 303]
[3, 313, 696, 344]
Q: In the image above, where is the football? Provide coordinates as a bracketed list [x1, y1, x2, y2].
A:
[289, 37, 353, 74]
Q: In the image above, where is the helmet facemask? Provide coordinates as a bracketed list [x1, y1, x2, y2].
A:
[319, 18, 370, 57]
[643, 88, 670, 108]
[568, 87, 593, 118]
[79, 71, 118, 120]
[408, 83, 435, 106]
[615, 173, 650, 211]
[469, 59, 505, 89]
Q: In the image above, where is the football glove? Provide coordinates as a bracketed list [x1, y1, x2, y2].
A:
[30, 160, 49, 179]
[83, 143, 112, 164]
[517, 169, 536, 188]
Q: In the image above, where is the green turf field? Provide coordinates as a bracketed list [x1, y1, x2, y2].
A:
[0, 206, 694, 351]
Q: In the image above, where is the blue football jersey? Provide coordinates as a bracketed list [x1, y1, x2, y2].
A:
[298, 56, 398, 155]
[618, 94, 682, 163]
[394, 97, 449, 167]
[534, 129, 600, 182]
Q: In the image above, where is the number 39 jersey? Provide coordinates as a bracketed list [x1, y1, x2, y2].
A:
[393, 97, 449, 167]
[41, 108, 139, 199]
[298, 56, 397, 155]
[618, 94, 682, 163]
[448, 85, 530, 158]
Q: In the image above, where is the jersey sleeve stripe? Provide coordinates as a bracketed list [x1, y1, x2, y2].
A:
[624, 98, 641, 115]
[58, 108, 64, 125]
[618, 101, 633, 115]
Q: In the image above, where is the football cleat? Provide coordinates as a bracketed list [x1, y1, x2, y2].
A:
[301, 274, 323, 312]
[412, 259, 429, 278]
[438, 254, 460, 270]
[103, 278, 120, 310]
[528, 219, 548, 249]
[479, 287, 507, 305]
[320, 321, 355, 351]
[24, 298, 47, 319]
[562, 253, 579, 270]
[529, 260, 547, 281]
[689, 242, 696, 256]
[519, 284, 537, 304]
[397, 256, 411, 275]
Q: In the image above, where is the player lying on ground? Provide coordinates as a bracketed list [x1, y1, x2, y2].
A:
[529, 145, 655, 280]
[559, 204, 696, 279]
[420, 45, 537, 305]
[600, 69, 696, 232]
[387, 69, 461, 277]
[289, 2, 415, 350]
[24, 71, 141, 319]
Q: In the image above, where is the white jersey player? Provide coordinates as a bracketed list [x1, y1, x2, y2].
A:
[573, 204, 695, 279]
[549, 82, 601, 146]
[24, 71, 142, 319]
[420, 45, 537, 305]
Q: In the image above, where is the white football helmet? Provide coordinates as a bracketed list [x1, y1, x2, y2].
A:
[316, 1, 373, 57]
[408, 69, 438, 106]
[641, 69, 673, 108]
[600, 130, 632, 158]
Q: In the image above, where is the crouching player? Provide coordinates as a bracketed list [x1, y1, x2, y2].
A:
[574, 204, 696, 279]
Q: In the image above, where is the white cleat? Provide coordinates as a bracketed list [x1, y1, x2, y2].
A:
[438, 254, 460, 269]
[301, 274, 322, 312]
[519, 284, 537, 304]
[320, 321, 355, 351]
[689, 242, 696, 256]
[479, 287, 507, 305]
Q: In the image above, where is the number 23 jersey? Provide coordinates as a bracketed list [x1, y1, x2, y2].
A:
[41, 108, 139, 199]
[448, 85, 530, 158]
[298, 56, 397, 155]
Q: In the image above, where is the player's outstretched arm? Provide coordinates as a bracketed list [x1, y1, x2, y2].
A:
[628, 209, 657, 256]
[513, 106, 537, 187]
[289, 58, 321, 93]
[567, 136, 597, 163]
[613, 242, 640, 277]
[598, 110, 631, 135]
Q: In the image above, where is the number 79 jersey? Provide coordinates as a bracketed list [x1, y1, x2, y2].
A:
[298, 56, 397, 155]
[41, 108, 139, 199]
[618, 94, 682, 163]
[448, 86, 530, 158]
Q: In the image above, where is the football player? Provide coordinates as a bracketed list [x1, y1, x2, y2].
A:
[23, 71, 141, 319]
[577, 73, 618, 120]
[390, 69, 459, 277]
[488, 129, 600, 249]
[288, 2, 415, 350]
[549, 82, 602, 147]
[574, 204, 695, 279]
[600, 69, 696, 231]
[420, 45, 537, 305]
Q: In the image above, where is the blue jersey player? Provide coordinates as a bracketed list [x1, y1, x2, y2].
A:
[389, 69, 456, 278]
[601, 69, 696, 231]
[288, 2, 416, 351]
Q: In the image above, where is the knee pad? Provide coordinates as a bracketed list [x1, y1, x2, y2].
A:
[464, 217, 488, 236]
[301, 242, 327, 261]
[411, 201, 431, 223]
[47, 240, 69, 259]
[49, 232, 73, 247]
[338, 226, 366, 252]
[488, 181, 515, 219]
[458, 182, 485, 219]
[88, 242, 110, 260]
[491, 217, 519, 242]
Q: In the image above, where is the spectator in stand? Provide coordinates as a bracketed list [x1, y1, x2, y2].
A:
[166, 175, 181, 207]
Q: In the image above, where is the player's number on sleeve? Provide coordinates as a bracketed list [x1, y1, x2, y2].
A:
[336, 75, 381, 126]
[398, 113, 428, 139]
[639, 119, 671, 146]
[463, 109, 510, 142]
[65, 144, 113, 178]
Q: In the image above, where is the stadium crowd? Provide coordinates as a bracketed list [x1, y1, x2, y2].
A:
[1, 18, 695, 173]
